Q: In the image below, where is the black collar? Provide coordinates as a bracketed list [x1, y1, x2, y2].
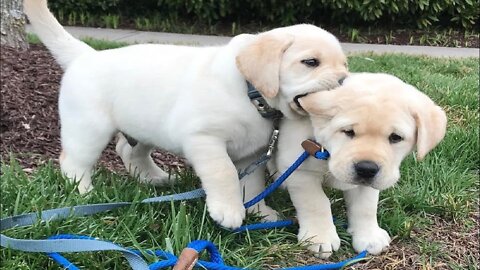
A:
[246, 81, 284, 123]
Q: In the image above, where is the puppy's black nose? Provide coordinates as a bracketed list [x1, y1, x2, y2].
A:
[338, 76, 347, 85]
[354, 160, 379, 180]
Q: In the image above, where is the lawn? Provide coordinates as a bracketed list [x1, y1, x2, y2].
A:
[1, 39, 478, 269]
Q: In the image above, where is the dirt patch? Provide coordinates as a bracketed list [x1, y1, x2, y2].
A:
[0, 44, 186, 172]
[364, 212, 479, 269]
[286, 210, 479, 269]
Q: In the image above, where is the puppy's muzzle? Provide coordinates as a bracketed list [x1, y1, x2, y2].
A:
[354, 160, 380, 184]
[292, 76, 347, 111]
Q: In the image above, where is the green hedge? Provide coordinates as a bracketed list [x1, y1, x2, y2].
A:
[48, 0, 478, 31]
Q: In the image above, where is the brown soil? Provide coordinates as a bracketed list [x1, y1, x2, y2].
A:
[1, 44, 478, 269]
[284, 210, 480, 269]
[330, 28, 479, 48]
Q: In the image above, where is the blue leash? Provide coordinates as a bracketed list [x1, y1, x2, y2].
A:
[45, 235, 367, 270]
[1, 140, 367, 269]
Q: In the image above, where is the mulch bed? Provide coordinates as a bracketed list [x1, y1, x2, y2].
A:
[1, 44, 478, 269]
[0, 44, 185, 171]
[323, 27, 479, 48]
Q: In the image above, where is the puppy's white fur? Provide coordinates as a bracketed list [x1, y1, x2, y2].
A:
[275, 73, 447, 258]
[24, 0, 348, 229]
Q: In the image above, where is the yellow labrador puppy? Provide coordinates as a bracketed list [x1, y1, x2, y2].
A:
[276, 73, 447, 258]
[24, 0, 348, 229]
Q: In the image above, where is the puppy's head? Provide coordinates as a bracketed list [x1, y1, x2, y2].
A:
[299, 73, 447, 190]
[235, 24, 348, 119]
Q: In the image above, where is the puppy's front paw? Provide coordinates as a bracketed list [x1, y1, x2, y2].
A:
[207, 197, 245, 229]
[299, 226, 341, 259]
[349, 226, 391, 254]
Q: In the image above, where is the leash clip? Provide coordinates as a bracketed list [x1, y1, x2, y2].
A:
[266, 129, 280, 157]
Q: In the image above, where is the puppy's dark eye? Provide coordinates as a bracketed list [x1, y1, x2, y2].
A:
[301, 58, 320, 67]
[342, 129, 355, 138]
[389, 133, 403, 144]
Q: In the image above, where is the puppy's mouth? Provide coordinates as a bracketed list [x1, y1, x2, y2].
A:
[348, 176, 397, 191]
[290, 93, 309, 115]
[294, 93, 308, 109]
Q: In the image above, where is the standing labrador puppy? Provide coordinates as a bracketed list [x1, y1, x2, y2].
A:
[276, 73, 447, 257]
[24, 0, 348, 229]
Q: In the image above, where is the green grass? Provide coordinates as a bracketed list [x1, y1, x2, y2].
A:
[1, 40, 479, 269]
[28, 33, 130, 50]
[27, 33, 198, 48]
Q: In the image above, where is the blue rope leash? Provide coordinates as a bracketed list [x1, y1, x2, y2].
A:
[233, 219, 295, 233]
[244, 151, 310, 208]
[1, 140, 367, 269]
[45, 235, 367, 270]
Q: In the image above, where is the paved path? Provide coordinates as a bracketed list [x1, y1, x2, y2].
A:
[26, 25, 479, 58]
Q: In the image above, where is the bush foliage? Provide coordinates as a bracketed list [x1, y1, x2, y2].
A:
[48, 0, 478, 30]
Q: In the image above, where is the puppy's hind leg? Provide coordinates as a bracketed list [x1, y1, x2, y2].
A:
[115, 133, 172, 186]
[60, 118, 115, 194]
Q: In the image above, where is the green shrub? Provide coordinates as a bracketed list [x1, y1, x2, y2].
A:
[47, 0, 478, 30]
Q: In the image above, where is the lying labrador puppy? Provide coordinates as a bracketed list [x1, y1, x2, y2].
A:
[275, 73, 447, 258]
[24, 0, 348, 228]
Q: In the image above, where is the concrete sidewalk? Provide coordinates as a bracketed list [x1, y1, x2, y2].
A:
[26, 25, 479, 58]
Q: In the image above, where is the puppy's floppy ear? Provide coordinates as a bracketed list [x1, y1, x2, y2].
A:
[236, 33, 294, 98]
[412, 100, 447, 160]
[298, 90, 341, 118]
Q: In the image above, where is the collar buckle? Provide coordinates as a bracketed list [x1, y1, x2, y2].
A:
[247, 81, 284, 119]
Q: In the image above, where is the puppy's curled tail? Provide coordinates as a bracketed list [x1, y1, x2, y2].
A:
[23, 0, 95, 70]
